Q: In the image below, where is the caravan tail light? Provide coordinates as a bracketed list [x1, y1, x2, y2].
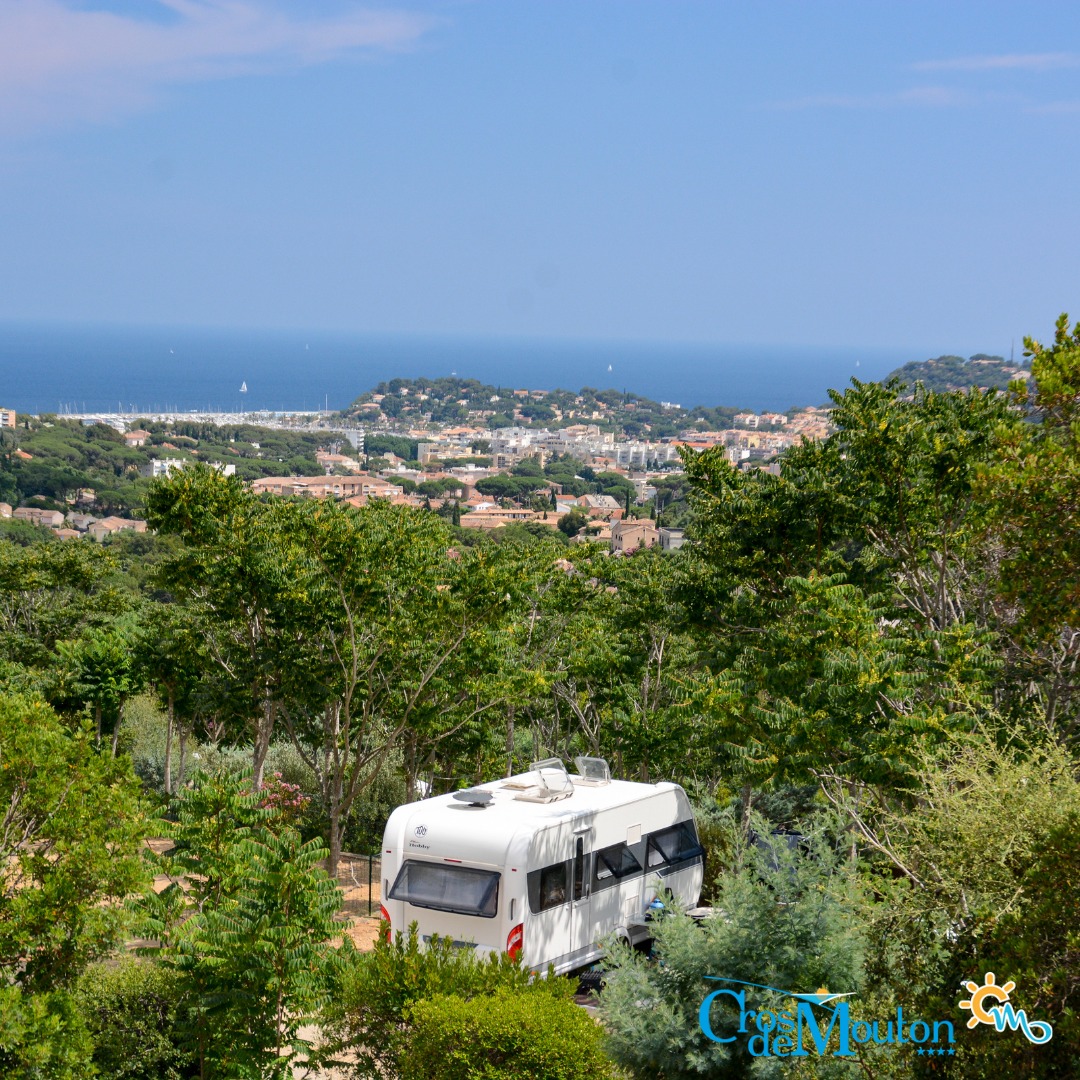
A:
[378, 904, 392, 943]
[506, 923, 524, 961]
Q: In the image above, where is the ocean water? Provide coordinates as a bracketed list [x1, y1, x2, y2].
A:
[0, 321, 921, 416]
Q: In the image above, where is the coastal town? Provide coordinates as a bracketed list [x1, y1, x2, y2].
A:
[0, 378, 835, 554]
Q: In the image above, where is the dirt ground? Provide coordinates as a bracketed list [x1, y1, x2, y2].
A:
[143, 839, 383, 952]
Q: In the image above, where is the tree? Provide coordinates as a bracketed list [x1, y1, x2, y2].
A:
[557, 509, 588, 537]
[600, 811, 874, 1079]
[146, 467, 317, 788]
[55, 615, 144, 753]
[142, 769, 340, 1080]
[841, 731, 1080, 1075]
[282, 499, 542, 873]
[694, 572, 992, 797]
[980, 313, 1080, 741]
[0, 694, 148, 993]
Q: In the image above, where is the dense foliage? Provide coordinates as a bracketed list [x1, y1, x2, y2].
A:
[2, 312, 1079, 1076]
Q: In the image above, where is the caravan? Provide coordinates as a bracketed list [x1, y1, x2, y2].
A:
[379, 758, 704, 975]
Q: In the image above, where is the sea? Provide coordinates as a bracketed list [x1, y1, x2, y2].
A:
[0, 321, 923, 416]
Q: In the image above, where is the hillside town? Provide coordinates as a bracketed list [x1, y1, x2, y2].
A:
[0, 381, 833, 554]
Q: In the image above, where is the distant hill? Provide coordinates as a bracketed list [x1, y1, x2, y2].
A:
[339, 376, 746, 439]
[884, 354, 1030, 394]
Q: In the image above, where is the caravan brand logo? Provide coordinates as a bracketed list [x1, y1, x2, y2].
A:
[698, 979, 954, 1058]
[958, 972, 1053, 1044]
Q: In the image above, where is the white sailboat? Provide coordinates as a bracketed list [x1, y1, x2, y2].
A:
[240, 381, 248, 393]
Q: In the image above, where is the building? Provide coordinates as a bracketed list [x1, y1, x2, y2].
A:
[658, 527, 685, 551]
[13, 507, 65, 528]
[251, 475, 402, 500]
[610, 519, 659, 554]
[87, 516, 148, 542]
[143, 457, 188, 478]
[124, 429, 151, 447]
[0, 502, 11, 519]
[0, 407, 16, 428]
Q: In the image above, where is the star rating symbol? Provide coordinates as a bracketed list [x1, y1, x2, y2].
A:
[915, 1047, 955, 1056]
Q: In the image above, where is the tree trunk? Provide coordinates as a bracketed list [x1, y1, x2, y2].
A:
[740, 783, 753, 838]
[95, 704, 102, 747]
[252, 696, 275, 790]
[404, 730, 419, 802]
[178, 724, 187, 788]
[328, 803, 343, 881]
[506, 705, 515, 777]
[110, 700, 125, 757]
[164, 688, 175, 796]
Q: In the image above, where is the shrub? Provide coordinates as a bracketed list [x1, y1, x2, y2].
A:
[323, 926, 536, 1079]
[402, 984, 617, 1080]
[0, 987, 93, 1080]
[75, 960, 195, 1080]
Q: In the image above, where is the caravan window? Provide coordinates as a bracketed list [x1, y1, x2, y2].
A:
[646, 822, 704, 869]
[593, 842, 642, 888]
[389, 860, 500, 918]
[527, 862, 569, 913]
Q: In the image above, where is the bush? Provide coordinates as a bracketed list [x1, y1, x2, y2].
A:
[599, 812, 872, 1079]
[323, 927, 536, 1079]
[403, 984, 617, 1080]
[0, 987, 93, 1080]
[75, 960, 195, 1080]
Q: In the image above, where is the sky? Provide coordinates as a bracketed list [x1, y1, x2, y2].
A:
[1, 1, 1079, 354]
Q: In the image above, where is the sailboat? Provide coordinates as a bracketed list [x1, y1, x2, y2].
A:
[240, 381, 248, 393]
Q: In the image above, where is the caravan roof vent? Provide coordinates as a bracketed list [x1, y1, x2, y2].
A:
[452, 788, 494, 808]
[512, 758, 574, 804]
[573, 756, 611, 786]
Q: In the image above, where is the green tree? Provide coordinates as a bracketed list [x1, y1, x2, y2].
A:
[55, 615, 145, 753]
[557, 508, 588, 537]
[147, 466, 316, 788]
[0, 695, 149, 993]
[600, 812, 874, 1080]
[142, 769, 340, 1080]
[980, 313, 1080, 741]
[75, 960, 196, 1080]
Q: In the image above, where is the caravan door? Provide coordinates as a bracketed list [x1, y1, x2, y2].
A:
[569, 834, 594, 961]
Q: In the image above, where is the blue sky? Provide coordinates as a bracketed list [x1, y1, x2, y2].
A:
[1, 1, 1078, 353]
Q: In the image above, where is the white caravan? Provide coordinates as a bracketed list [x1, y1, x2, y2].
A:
[379, 757, 704, 975]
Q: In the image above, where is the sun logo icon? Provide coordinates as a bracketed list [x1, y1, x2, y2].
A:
[959, 972, 1016, 1028]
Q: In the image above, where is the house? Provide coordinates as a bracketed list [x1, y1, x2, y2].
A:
[569, 521, 613, 544]
[251, 475, 402, 501]
[609, 519, 659, 554]
[0, 407, 16, 428]
[87, 516, 148, 541]
[577, 493, 624, 520]
[658, 527, 685, 551]
[55, 528, 82, 540]
[143, 457, 188, 478]
[459, 508, 541, 529]
[124, 429, 151, 447]
[0, 502, 11, 519]
[13, 507, 65, 528]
